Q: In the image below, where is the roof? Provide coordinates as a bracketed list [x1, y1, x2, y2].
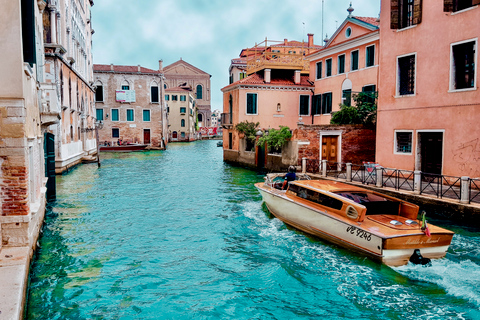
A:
[271, 40, 322, 50]
[93, 64, 160, 74]
[163, 59, 211, 76]
[222, 72, 313, 91]
[165, 86, 193, 93]
[353, 16, 380, 27]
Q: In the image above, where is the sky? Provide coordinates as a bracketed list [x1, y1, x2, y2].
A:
[91, 0, 380, 111]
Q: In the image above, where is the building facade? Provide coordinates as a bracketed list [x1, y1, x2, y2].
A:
[0, 0, 48, 251]
[376, 0, 479, 177]
[93, 63, 168, 148]
[307, 7, 379, 127]
[163, 59, 211, 128]
[42, 0, 97, 174]
[166, 86, 197, 142]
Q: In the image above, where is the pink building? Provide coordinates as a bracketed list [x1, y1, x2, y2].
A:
[377, 0, 479, 177]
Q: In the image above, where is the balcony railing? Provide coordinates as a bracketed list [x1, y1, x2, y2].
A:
[221, 113, 233, 128]
[246, 52, 309, 75]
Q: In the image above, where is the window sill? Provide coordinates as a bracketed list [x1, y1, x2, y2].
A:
[451, 5, 478, 15]
[394, 93, 416, 98]
[395, 25, 417, 32]
[394, 151, 413, 156]
[448, 87, 477, 93]
[151, 102, 159, 104]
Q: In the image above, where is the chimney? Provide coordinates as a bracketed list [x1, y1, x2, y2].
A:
[284, 38, 288, 45]
[294, 70, 301, 85]
[307, 34, 314, 47]
[138, 65, 141, 72]
[264, 69, 271, 84]
[159, 59, 163, 71]
[110, 63, 114, 71]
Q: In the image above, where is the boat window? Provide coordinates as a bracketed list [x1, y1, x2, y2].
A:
[336, 192, 387, 204]
[335, 192, 399, 216]
[289, 185, 343, 210]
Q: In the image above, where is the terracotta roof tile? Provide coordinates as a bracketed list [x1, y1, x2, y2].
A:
[353, 16, 380, 27]
[165, 86, 192, 93]
[93, 64, 159, 74]
[222, 73, 313, 90]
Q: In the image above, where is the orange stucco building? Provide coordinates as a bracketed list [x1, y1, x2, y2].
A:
[377, 0, 479, 177]
[307, 8, 379, 126]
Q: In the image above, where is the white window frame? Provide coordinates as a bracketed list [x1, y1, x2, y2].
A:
[365, 44, 376, 68]
[351, 50, 359, 71]
[394, 130, 414, 155]
[316, 61, 322, 80]
[449, 37, 477, 92]
[396, 52, 417, 97]
[325, 58, 333, 77]
[246, 92, 258, 115]
[150, 83, 159, 103]
[95, 83, 104, 102]
[111, 108, 119, 122]
[126, 108, 135, 122]
[299, 94, 310, 116]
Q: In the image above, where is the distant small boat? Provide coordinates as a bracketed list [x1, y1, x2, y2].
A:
[99, 143, 148, 152]
[255, 177, 454, 266]
[217, 141, 223, 147]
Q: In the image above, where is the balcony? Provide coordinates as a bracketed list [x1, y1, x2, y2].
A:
[40, 83, 60, 126]
[221, 113, 233, 129]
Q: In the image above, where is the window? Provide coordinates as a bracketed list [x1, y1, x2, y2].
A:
[229, 74, 233, 84]
[112, 128, 119, 138]
[445, 0, 480, 12]
[95, 85, 103, 102]
[122, 84, 130, 90]
[366, 46, 375, 67]
[351, 50, 359, 71]
[398, 54, 416, 96]
[362, 85, 377, 103]
[181, 119, 185, 127]
[313, 94, 322, 115]
[338, 55, 345, 74]
[151, 86, 159, 103]
[196, 85, 203, 99]
[321, 93, 332, 114]
[326, 59, 332, 77]
[172, 95, 178, 101]
[451, 40, 476, 90]
[143, 110, 151, 121]
[240, 72, 246, 80]
[180, 107, 186, 113]
[127, 109, 134, 121]
[395, 131, 413, 154]
[342, 89, 352, 106]
[111, 108, 119, 121]
[316, 61, 322, 79]
[96, 108, 103, 121]
[346, 27, 352, 38]
[181, 132, 186, 138]
[391, 0, 422, 29]
[299, 95, 310, 116]
[246, 93, 257, 115]
[165, 95, 169, 101]
[180, 95, 186, 101]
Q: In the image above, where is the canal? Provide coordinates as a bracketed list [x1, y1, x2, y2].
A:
[27, 140, 480, 319]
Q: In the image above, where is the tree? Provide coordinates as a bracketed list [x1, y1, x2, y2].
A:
[330, 91, 377, 125]
[256, 126, 292, 153]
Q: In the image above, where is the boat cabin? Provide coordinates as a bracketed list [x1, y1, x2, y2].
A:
[286, 180, 419, 223]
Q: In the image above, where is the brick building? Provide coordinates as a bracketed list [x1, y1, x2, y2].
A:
[166, 86, 197, 142]
[93, 63, 168, 148]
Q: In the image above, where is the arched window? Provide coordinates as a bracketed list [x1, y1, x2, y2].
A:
[181, 119, 185, 127]
[151, 81, 159, 103]
[196, 84, 203, 99]
[121, 80, 130, 90]
[198, 114, 203, 122]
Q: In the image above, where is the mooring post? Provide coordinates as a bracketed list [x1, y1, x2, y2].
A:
[302, 157, 307, 174]
[321, 160, 327, 177]
[346, 163, 352, 182]
[460, 176, 470, 204]
[376, 166, 383, 188]
[414, 171, 421, 194]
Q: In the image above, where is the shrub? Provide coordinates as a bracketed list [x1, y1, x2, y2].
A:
[256, 126, 292, 153]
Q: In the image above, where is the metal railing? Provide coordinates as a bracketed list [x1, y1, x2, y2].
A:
[420, 173, 461, 201]
[470, 179, 480, 204]
[326, 162, 347, 179]
[381, 168, 415, 191]
[220, 113, 233, 128]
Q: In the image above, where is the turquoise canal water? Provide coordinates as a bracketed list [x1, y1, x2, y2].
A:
[27, 140, 480, 319]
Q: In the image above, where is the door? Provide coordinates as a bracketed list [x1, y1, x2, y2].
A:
[143, 129, 151, 144]
[420, 132, 443, 174]
[322, 136, 338, 162]
[44, 132, 56, 200]
[172, 131, 178, 139]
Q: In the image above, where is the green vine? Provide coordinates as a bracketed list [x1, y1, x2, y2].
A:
[235, 121, 259, 144]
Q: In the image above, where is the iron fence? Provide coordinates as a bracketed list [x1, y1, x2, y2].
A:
[470, 179, 480, 204]
[381, 168, 415, 191]
[420, 173, 462, 201]
[326, 162, 347, 179]
[305, 158, 320, 174]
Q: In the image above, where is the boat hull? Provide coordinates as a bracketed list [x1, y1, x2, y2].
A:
[256, 183, 453, 266]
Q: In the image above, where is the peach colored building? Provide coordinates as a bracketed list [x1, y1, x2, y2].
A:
[307, 8, 379, 129]
[377, 0, 479, 177]
[93, 63, 168, 148]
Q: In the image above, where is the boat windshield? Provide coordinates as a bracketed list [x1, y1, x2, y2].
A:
[288, 184, 343, 210]
[335, 192, 400, 216]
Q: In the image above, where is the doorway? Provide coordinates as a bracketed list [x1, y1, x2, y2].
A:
[322, 135, 338, 162]
[143, 129, 151, 144]
[419, 132, 443, 174]
[44, 132, 56, 200]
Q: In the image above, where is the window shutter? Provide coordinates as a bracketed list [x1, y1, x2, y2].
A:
[391, 0, 399, 29]
[413, 0, 422, 25]
[443, 0, 453, 11]
[473, 0, 480, 5]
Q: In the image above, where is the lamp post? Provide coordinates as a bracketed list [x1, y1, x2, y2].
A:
[95, 120, 103, 168]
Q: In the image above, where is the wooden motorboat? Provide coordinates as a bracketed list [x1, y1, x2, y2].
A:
[99, 143, 148, 152]
[255, 178, 454, 266]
